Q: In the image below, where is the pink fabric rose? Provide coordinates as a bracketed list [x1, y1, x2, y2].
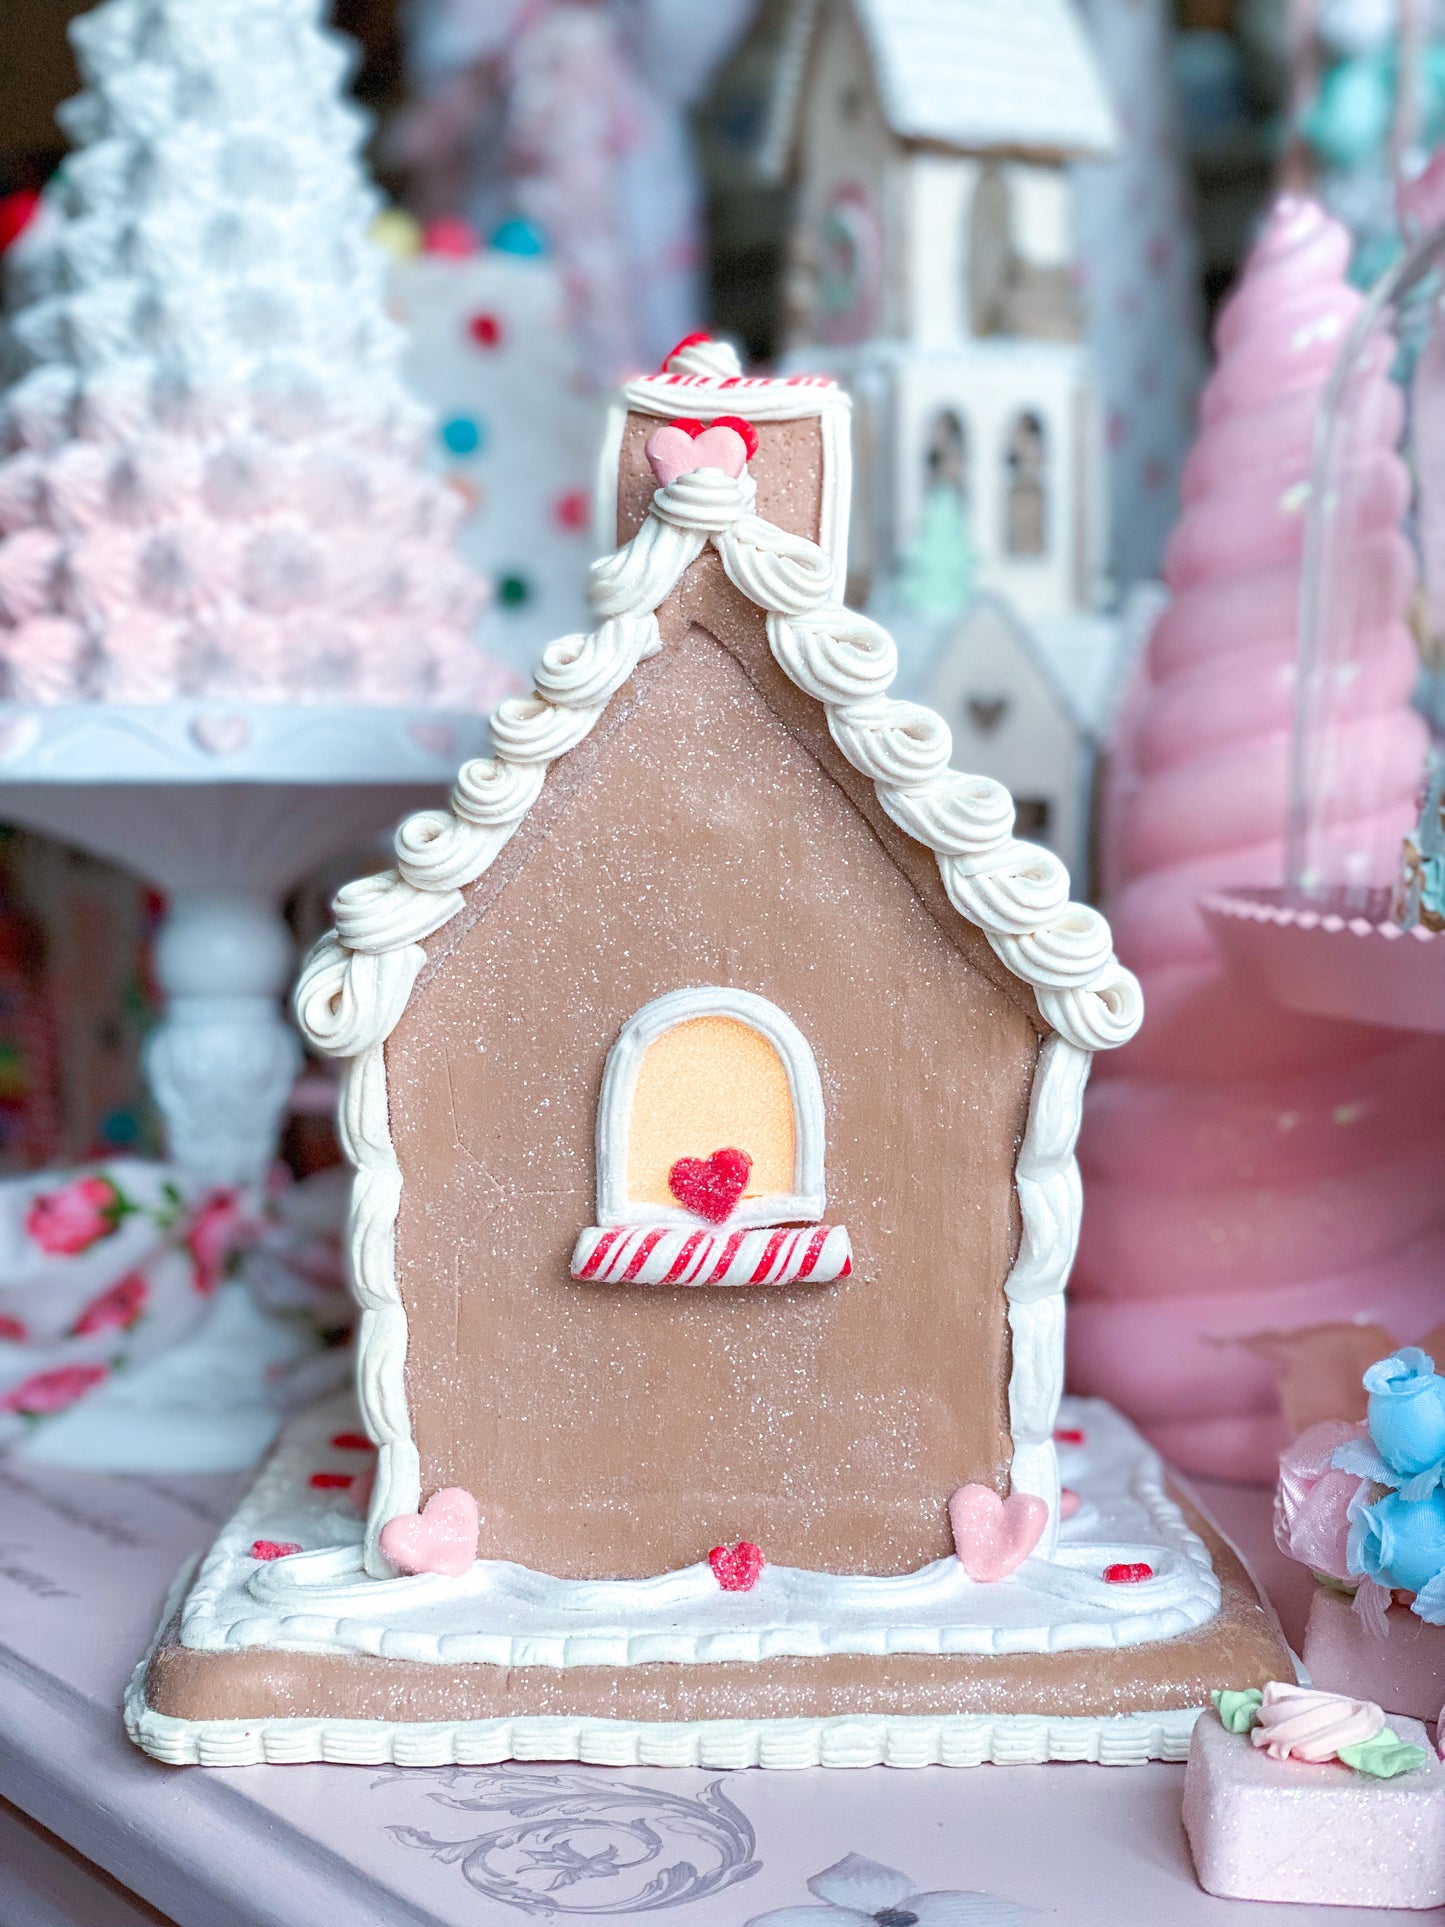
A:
[1, 1362, 109, 1415]
[1274, 1418, 1371, 1583]
[70, 1271, 149, 1336]
[25, 1174, 122, 1256]
[187, 1189, 246, 1296]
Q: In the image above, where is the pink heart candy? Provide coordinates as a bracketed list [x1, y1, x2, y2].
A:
[378, 1487, 480, 1577]
[947, 1483, 1048, 1581]
[645, 422, 749, 488]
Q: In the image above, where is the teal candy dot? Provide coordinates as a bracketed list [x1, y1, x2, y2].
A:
[498, 573, 531, 607]
[491, 217, 547, 257]
[101, 1107, 140, 1147]
[442, 414, 483, 456]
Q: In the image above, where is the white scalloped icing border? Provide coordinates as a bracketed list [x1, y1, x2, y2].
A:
[124, 1566, 1199, 1770]
[292, 338, 1144, 1577]
[126, 1692, 1200, 1770]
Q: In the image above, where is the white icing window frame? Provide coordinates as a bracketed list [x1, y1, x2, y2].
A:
[596, 986, 827, 1229]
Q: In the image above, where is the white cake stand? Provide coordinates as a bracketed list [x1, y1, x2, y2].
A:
[0, 698, 488, 1470]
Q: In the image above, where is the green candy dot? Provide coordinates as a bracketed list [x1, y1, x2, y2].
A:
[498, 573, 531, 607]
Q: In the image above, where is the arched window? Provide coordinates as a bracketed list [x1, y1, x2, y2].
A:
[570, 988, 851, 1286]
[898, 408, 975, 617]
[925, 408, 969, 500]
[1004, 412, 1047, 556]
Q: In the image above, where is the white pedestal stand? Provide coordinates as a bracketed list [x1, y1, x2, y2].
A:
[0, 700, 488, 1469]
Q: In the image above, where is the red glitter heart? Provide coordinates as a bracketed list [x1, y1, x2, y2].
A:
[709, 1541, 764, 1591]
[709, 413, 759, 460]
[668, 1147, 752, 1224]
[1104, 1562, 1154, 1584]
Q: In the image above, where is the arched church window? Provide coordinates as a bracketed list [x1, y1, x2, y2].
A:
[925, 408, 969, 499]
[1004, 412, 1048, 557]
[569, 987, 852, 1286]
[898, 409, 976, 617]
[969, 164, 1014, 338]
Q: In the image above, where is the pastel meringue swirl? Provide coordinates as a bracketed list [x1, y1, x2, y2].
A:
[1250, 1681, 1386, 1763]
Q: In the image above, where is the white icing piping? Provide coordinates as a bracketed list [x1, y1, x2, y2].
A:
[175, 1393, 1218, 1670]
[294, 347, 1142, 1575]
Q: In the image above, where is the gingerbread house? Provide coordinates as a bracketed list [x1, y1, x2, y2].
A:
[129, 339, 1291, 1770]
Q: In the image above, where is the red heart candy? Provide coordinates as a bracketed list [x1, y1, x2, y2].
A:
[710, 413, 759, 459]
[668, 1147, 752, 1224]
[709, 1540, 764, 1590]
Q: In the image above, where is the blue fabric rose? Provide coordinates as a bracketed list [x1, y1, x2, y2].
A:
[1363, 1348, 1445, 1485]
[1349, 1489, 1445, 1596]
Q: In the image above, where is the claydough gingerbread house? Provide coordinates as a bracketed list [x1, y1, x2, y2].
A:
[129, 339, 1289, 1770]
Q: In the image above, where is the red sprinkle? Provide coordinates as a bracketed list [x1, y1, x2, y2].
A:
[251, 1540, 302, 1561]
[553, 487, 590, 532]
[309, 1471, 354, 1490]
[467, 311, 501, 348]
[330, 1432, 374, 1452]
[1104, 1562, 1153, 1585]
[1054, 1427, 1086, 1446]
[709, 1540, 765, 1591]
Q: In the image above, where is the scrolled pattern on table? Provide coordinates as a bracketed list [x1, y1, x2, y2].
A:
[293, 401, 1141, 1571]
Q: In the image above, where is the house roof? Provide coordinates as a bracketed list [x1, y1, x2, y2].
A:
[765, 0, 1118, 169]
[298, 337, 1141, 1077]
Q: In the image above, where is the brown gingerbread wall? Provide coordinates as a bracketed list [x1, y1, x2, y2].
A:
[380, 409, 1045, 1579]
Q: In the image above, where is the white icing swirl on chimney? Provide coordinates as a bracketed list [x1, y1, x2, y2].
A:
[663, 336, 744, 380]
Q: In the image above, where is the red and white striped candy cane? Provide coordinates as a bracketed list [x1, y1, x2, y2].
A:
[570, 1223, 852, 1286]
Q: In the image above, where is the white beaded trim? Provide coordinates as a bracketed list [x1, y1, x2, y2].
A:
[293, 342, 1142, 1576]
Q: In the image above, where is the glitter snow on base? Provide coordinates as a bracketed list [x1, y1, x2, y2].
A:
[175, 1394, 1220, 1669]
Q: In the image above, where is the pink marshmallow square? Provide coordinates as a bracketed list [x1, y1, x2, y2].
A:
[1303, 1587, 1445, 1722]
[1184, 1709, 1445, 1909]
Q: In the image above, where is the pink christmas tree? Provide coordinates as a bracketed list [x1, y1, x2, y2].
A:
[1071, 198, 1445, 1480]
[0, 0, 512, 711]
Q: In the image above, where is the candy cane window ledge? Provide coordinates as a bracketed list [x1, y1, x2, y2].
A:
[571, 984, 853, 1286]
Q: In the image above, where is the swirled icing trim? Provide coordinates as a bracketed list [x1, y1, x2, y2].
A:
[293, 346, 1142, 1573]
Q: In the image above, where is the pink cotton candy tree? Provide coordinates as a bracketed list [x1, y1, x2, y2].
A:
[1070, 198, 1445, 1480]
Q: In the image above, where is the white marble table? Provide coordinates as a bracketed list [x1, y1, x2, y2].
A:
[0, 1454, 1434, 1927]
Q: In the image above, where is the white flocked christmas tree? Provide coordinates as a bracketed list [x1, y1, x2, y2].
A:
[0, 0, 510, 710]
